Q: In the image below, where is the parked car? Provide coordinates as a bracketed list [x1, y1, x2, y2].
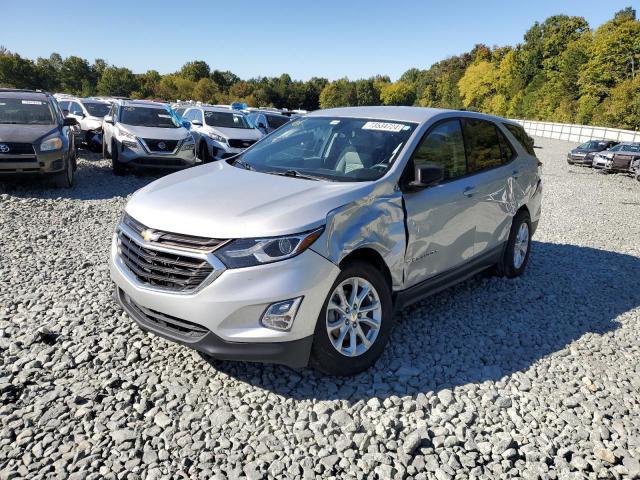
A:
[592, 142, 640, 172]
[247, 111, 291, 134]
[630, 157, 640, 182]
[57, 97, 111, 152]
[102, 100, 197, 175]
[109, 106, 542, 375]
[0, 88, 78, 187]
[182, 106, 263, 162]
[567, 139, 618, 166]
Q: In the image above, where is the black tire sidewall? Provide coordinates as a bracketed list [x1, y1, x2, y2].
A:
[310, 261, 393, 376]
[502, 210, 532, 278]
[112, 141, 125, 175]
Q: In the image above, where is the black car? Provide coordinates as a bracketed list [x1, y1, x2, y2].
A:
[0, 89, 78, 187]
[567, 139, 618, 166]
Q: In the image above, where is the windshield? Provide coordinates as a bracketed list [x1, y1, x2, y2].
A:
[120, 106, 180, 128]
[205, 111, 252, 129]
[235, 116, 417, 182]
[82, 102, 110, 118]
[578, 141, 606, 150]
[267, 115, 289, 129]
[0, 98, 55, 125]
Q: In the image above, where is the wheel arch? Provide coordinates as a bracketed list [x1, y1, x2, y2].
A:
[339, 247, 393, 292]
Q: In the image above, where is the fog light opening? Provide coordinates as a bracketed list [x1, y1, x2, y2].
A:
[261, 297, 303, 331]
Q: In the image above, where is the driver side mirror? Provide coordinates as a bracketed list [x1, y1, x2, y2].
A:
[62, 109, 69, 116]
[191, 119, 202, 126]
[73, 111, 85, 118]
[104, 115, 114, 124]
[257, 122, 266, 129]
[408, 164, 444, 189]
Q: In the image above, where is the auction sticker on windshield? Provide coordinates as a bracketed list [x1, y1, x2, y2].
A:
[21, 100, 44, 105]
[362, 121, 406, 132]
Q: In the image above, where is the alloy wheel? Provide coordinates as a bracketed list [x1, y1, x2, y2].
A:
[325, 277, 382, 357]
[513, 222, 529, 269]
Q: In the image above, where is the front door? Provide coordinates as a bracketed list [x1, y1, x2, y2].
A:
[403, 118, 477, 287]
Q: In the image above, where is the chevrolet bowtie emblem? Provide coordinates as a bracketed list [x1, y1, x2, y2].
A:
[141, 229, 160, 242]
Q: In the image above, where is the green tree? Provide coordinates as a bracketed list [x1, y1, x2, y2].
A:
[193, 77, 219, 103]
[97, 66, 138, 97]
[354, 79, 379, 106]
[379, 81, 416, 106]
[319, 79, 356, 108]
[180, 60, 210, 82]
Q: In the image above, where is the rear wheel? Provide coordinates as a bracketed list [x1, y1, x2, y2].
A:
[495, 209, 532, 278]
[310, 261, 393, 376]
[111, 141, 125, 176]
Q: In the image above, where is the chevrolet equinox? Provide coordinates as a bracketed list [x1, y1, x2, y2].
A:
[110, 107, 543, 375]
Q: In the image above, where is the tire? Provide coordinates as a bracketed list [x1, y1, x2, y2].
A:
[310, 260, 394, 376]
[496, 209, 532, 278]
[199, 142, 211, 164]
[111, 141, 125, 176]
[103, 136, 111, 159]
[54, 156, 74, 188]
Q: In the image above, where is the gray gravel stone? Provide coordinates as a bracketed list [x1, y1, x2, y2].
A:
[1, 139, 639, 478]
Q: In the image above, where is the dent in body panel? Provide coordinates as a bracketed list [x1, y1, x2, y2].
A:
[311, 190, 407, 290]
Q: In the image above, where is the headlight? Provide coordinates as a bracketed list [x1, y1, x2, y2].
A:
[40, 137, 63, 151]
[216, 227, 324, 268]
[117, 128, 136, 140]
[122, 140, 140, 150]
[207, 132, 227, 144]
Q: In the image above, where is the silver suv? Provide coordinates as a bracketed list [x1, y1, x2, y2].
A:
[109, 107, 543, 375]
[182, 106, 263, 162]
[102, 100, 197, 175]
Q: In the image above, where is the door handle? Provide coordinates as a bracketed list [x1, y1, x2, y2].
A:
[463, 186, 475, 197]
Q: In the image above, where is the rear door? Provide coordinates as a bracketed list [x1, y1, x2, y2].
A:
[460, 118, 518, 255]
[402, 118, 477, 287]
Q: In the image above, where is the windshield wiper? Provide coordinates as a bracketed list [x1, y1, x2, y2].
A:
[265, 170, 321, 181]
[233, 157, 255, 171]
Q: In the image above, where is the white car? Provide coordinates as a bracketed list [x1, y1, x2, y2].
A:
[182, 106, 263, 162]
[109, 107, 542, 375]
[57, 97, 111, 151]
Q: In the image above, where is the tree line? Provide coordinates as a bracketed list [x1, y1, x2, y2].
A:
[1, 7, 638, 129]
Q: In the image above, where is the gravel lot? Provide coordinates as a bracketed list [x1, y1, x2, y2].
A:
[1, 137, 639, 480]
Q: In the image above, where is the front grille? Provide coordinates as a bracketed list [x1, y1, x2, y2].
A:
[228, 139, 256, 149]
[143, 139, 179, 152]
[117, 230, 214, 291]
[0, 143, 35, 155]
[0, 156, 37, 163]
[122, 214, 225, 251]
[120, 289, 209, 339]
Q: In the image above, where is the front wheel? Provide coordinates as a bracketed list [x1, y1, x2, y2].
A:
[102, 136, 111, 159]
[54, 156, 74, 188]
[496, 209, 532, 278]
[310, 261, 393, 376]
[111, 141, 125, 176]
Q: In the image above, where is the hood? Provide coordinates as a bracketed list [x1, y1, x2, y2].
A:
[0, 124, 59, 144]
[126, 161, 370, 239]
[120, 124, 189, 140]
[211, 126, 263, 141]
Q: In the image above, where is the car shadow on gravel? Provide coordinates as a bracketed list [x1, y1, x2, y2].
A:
[0, 150, 165, 200]
[204, 242, 640, 401]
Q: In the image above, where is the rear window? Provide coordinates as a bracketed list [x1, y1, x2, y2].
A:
[503, 123, 535, 155]
[0, 98, 55, 125]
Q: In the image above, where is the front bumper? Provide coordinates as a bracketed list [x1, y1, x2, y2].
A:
[0, 149, 66, 175]
[109, 234, 340, 367]
[119, 141, 198, 169]
[567, 154, 593, 165]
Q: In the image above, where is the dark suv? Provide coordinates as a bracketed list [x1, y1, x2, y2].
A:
[0, 89, 78, 187]
[567, 139, 618, 166]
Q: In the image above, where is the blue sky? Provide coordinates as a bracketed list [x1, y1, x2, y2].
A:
[1, 0, 635, 80]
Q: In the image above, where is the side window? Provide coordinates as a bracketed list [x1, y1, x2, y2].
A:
[503, 123, 535, 156]
[70, 102, 83, 115]
[183, 109, 193, 121]
[497, 128, 516, 163]
[412, 119, 467, 180]
[462, 119, 503, 173]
